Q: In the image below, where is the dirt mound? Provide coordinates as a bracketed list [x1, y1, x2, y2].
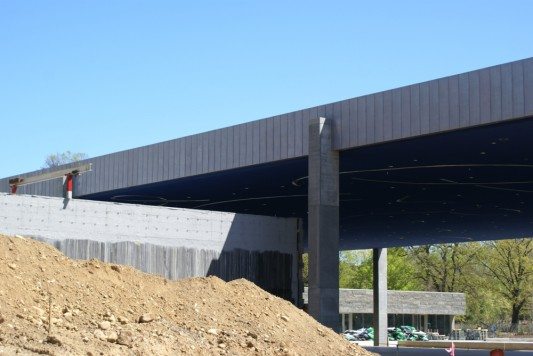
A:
[0, 235, 371, 355]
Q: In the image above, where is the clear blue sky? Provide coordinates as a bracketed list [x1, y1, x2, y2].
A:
[1, 0, 532, 177]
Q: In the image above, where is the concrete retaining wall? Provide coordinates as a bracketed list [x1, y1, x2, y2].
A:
[0, 193, 300, 302]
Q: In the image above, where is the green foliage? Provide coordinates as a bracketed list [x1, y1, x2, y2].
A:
[480, 239, 533, 327]
[461, 282, 505, 326]
[303, 248, 422, 290]
[340, 250, 371, 288]
[406, 243, 480, 292]
[387, 248, 423, 290]
[340, 251, 370, 288]
[43, 151, 88, 168]
[301, 253, 308, 286]
[339, 248, 422, 290]
[406, 239, 533, 327]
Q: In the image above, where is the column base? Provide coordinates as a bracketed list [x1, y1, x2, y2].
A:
[308, 287, 340, 331]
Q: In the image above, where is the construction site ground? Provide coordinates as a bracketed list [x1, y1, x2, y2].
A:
[0, 234, 372, 355]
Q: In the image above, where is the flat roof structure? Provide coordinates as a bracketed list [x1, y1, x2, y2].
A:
[3, 57, 532, 249]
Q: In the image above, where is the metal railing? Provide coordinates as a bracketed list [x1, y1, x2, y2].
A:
[456, 321, 533, 338]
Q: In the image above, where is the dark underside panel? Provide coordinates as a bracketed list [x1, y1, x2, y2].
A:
[81, 117, 533, 250]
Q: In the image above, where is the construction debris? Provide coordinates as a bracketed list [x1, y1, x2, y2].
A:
[342, 325, 429, 342]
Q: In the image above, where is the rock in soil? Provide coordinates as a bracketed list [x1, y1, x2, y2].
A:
[116, 330, 134, 347]
[138, 313, 153, 323]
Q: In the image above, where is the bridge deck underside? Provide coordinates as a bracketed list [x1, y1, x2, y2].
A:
[82, 117, 533, 249]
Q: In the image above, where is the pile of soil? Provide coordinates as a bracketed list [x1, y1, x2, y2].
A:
[0, 235, 371, 355]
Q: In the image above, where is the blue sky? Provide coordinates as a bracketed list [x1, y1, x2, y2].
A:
[1, 0, 532, 177]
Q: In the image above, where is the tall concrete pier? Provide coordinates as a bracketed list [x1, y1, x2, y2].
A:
[373, 248, 388, 346]
[307, 117, 340, 331]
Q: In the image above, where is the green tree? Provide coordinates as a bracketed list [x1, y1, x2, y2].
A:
[387, 248, 423, 290]
[341, 248, 421, 290]
[480, 238, 533, 329]
[302, 251, 367, 287]
[302, 253, 309, 286]
[407, 243, 479, 292]
[303, 248, 421, 290]
[406, 240, 533, 328]
[339, 250, 370, 288]
[461, 278, 505, 326]
[43, 151, 88, 168]
[405, 243, 491, 325]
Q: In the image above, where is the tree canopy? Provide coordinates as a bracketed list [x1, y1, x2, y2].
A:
[43, 151, 88, 168]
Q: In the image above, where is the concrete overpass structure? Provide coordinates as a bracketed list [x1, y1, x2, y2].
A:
[2, 57, 532, 345]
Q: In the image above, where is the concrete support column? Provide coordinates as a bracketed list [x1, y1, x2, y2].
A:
[450, 315, 456, 332]
[296, 219, 305, 308]
[308, 117, 340, 331]
[373, 248, 388, 346]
